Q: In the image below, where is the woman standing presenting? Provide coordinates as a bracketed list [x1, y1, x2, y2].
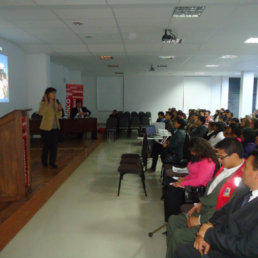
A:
[39, 87, 63, 168]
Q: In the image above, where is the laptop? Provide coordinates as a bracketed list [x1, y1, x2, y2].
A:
[145, 125, 157, 137]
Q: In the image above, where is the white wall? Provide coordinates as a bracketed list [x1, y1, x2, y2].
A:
[50, 62, 82, 115]
[124, 74, 184, 120]
[26, 54, 51, 113]
[0, 37, 28, 117]
[81, 73, 225, 123]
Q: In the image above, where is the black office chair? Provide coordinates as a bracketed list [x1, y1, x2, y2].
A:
[105, 117, 118, 140]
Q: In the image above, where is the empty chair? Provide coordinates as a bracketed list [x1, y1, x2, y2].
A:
[131, 111, 138, 117]
[145, 112, 151, 118]
[130, 116, 140, 131]
[105, 117, 118, 140]
[140, 116, 150, 128]
[124, 111, 131, 118]
[117, 155, 147, 197]
[119, 115, 130, 135]
[139, 111, 145, 119]
[117, 111, 123, 119]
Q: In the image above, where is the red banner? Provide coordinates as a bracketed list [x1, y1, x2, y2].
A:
[65, 84, 84, 118]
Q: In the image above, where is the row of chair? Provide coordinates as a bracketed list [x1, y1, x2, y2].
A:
[105, 113, 151, 140]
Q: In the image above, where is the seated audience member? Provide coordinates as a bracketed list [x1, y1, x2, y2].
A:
[109, 109, 118, 119]
[163, 137, 219, 222]
[212, 110, 220, 122]
[251, 118, 258, 130]
[204, 110, 213, 128]
[208, 122, 225, 147]
[165, 111, 174, 133]
[174, 149, 258, 258]
[240, 117, 251, 128]
[161, 118, 186, 165]
[199, 109, 205, 117]
[256, 130, 258, 145]
[172, 110, 178, 121]
[190, 116, 208, 138]
[241, 127, 256, 158]
[166, 138, 245, 258]
[252, 109, 258, 119]
[185, 112, 198, 134]
[224, 123, 241, 142]
[71, 100, 91, 118]
[148, 112, 174, 172]
[205, 122, 216, 140]
[228, 117, 239, 125]
[156, 111, 166, 122]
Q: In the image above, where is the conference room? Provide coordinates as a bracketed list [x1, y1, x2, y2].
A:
[0, 1, 258, 258]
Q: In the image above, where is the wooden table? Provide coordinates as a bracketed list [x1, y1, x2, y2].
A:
[30, 118, 97, 139]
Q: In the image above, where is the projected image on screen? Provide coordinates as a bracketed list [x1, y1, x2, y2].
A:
[0, 54, 9, 103]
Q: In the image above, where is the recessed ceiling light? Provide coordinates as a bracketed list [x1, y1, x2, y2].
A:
[195, 72, 205, 75]
[173, 6, 205, 17]
[72, 21, 83, 26]
[244, 38, 258, 44]
[108, 64, 119, 68]
[220, 55, 238, 59]
[159, 56, 175, 59]
[100, 56, 113, 60]
[205, 65, 219, 68]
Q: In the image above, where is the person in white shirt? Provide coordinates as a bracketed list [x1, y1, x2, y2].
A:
[209, 122, 225, 147]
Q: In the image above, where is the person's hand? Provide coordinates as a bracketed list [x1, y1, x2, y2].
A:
[57, 104, 63, 111]
[177, 177, 185, 182]
[44, 94, 48, 103]
[79, 112, 84, 116]
[187, 202, 202, 217]
[194, 236, 211, 256]
[197, 222, 213, 238]
[186, 216, 200, 228]
[172, 181, 184, 188]
[163, 141, 168, 148]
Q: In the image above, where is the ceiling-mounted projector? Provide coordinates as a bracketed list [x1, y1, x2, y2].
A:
[162, 29, 182, 44]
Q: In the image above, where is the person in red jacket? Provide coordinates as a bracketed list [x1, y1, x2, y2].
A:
[166, 138, 245, 258]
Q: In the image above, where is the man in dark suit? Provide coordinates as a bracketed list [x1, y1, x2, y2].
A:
[71, 100, 91, 118]
[175, 149, 258, 258]
[190, 116, 208, 138]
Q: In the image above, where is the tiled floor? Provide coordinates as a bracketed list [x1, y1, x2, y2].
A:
[0, 137, 166, 258]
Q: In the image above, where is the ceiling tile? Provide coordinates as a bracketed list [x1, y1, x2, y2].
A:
[54, 7, 114, 19]
[34, 0, 106, 5]
[0, 0, 35, 6]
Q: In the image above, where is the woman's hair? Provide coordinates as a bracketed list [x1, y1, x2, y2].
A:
[242, 128, 256, 146]
[188, 137, 219, 172]
[44, 87, 56, 95]
[174, 117, 186, 129]
[252, 119, 258, 130]
[229, 123, 241, 137]
[214, 122, 226, 136]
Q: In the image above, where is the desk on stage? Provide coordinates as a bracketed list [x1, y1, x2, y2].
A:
[30, 118, 97, 139]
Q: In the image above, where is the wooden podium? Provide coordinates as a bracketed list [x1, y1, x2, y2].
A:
[0, 109, 31, 202]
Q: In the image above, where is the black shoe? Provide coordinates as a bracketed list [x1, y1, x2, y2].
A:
[50, 164, 58, 169]
[42, 162, 48, 167]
